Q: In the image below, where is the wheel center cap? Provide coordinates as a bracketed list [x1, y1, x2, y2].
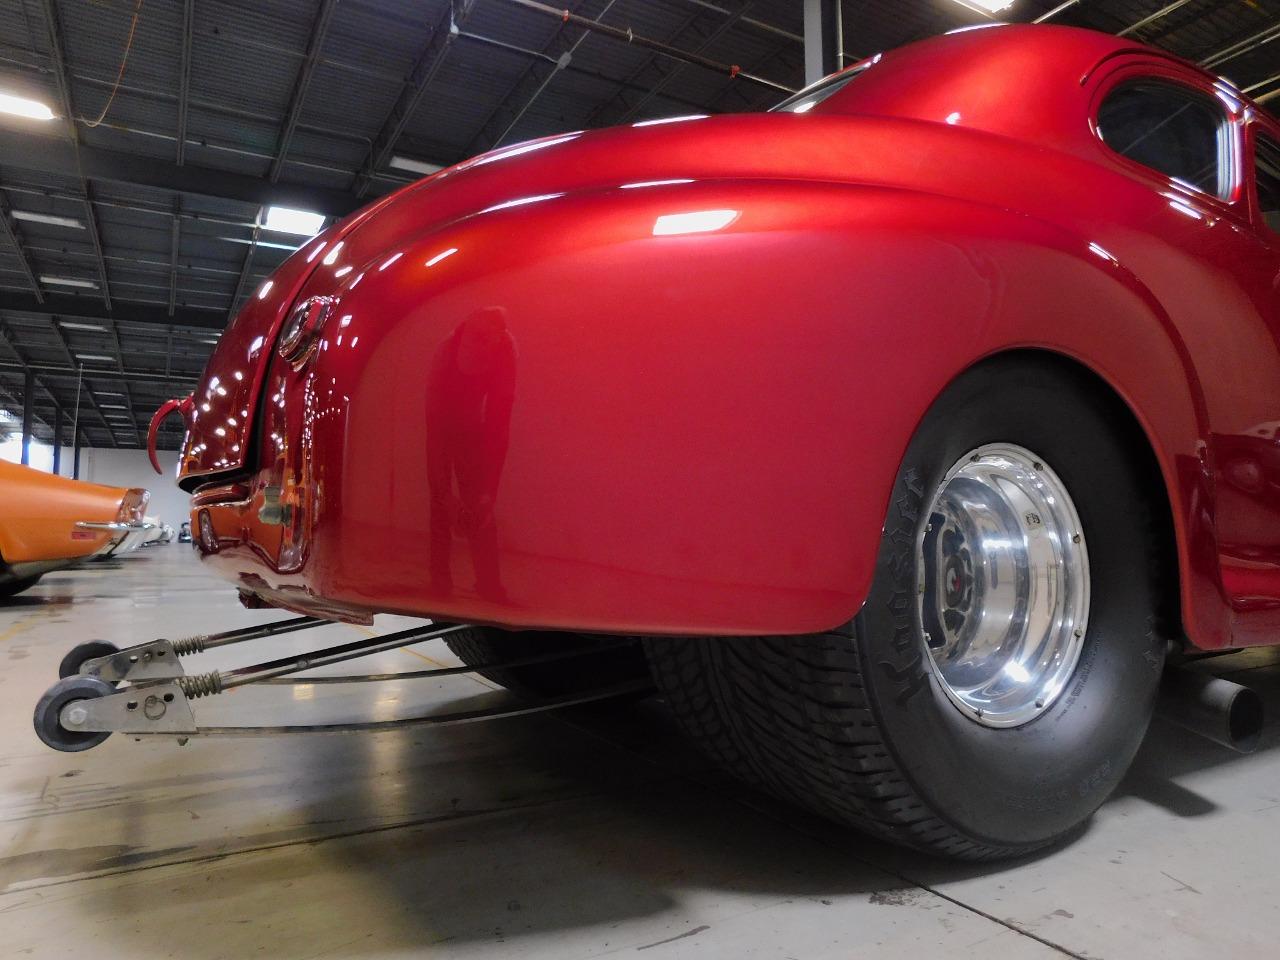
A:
[916, 444, 1090, 728]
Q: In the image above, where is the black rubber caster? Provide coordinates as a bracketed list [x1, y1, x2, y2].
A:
[58, 640, 120, 681]
[34, 676, 115, 752]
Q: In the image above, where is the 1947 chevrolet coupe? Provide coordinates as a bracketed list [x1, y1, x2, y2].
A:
[42, 23, 1280, 859]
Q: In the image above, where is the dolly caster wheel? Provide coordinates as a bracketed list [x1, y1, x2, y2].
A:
[58, 641, 120, 682]
[34, 676, 114, 752]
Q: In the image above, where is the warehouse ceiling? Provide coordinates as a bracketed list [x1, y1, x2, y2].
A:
[1, 0, 1277, 450]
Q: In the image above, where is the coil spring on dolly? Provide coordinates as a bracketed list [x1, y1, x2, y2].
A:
[171, 635, 208, 656]
[178, 672, 222, 699]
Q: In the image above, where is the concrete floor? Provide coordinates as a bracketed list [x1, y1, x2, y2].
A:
[0, 548, 1277, 959]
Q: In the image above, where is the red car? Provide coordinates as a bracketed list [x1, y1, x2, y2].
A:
[138, 24, 1278, 858]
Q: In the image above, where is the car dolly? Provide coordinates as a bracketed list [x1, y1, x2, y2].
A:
[34, 617, 649, 752]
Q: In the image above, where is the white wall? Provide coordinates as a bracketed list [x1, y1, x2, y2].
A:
[0, 437, 54, 472]
[55, 447, 191, 529]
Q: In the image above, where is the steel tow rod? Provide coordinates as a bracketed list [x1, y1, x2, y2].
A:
[67, 615, 334, 684]
[38, 620, 648, 750]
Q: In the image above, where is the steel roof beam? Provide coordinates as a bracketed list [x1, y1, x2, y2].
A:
[104, 318, 143, 446]
[616, 2, 757, 125]
[0, 60, 378, 151]
[454, 31, 719, 119]
[44, 319, 120, 448]
[0, 320, 56, 437]
[177, 0, 193, 165]
[704, 32, 798, 113]
[0, 361, 197, 385]
[464, 0, 619, 156]
[1, 181, 259, 231]
[226, 221, 261, 323]
[353, 0, 479, 197]
[498, 0, 793, 96]
[83, 190, 113, 310]
[1033, 1, 1083, 23]
[0, 291, 226, 330]
[168, 201, 181, 316]
[40, 0, 114, 309]
[0, 191, 44, 302]
[1200, 21, 1280, 71]
[270, 0, 339, 183]
[1117, 0, 1199, 38]
[583, 3, 709, 128]
[1246, 70, 1280, 95]
[11, 317, 120, 450]
[674, 0, 801, 45]
[23, 240, 256, 279]
[0, 135, 365, 219]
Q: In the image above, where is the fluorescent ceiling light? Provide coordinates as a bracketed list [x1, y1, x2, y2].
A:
[98, 404, 128, 409]
[11, 210, 84, 229]
[0, 92, 55, 121]
[40, 275, 97, 289]
[389, 155, 445, 176]
[262, 206, 325, 237]
[200, 338, 220, 345]
[949, 0, 1014, 14]
[58, 321, 107, 331]
[77, 354, 115, 362]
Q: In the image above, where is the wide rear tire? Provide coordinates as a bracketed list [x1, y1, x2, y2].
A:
[646, 357, 1170, 859]
[445, 627, 650, 698]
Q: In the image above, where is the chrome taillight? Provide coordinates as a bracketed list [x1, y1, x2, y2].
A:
[278, 296, 335, 365]
[116, 487, 150, 524]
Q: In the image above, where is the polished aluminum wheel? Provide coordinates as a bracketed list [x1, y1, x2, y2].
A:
[916, 444, 1089, 728]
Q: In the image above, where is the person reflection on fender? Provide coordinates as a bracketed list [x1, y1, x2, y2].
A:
[426, 306, 517, 603]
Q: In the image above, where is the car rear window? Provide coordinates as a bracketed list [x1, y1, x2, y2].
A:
[1096, 80, 1232, 199]
[771, 64, 869, 114]
[1256, 133, 1280, 233]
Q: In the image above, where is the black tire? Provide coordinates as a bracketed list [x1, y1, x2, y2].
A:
[33, 676, 115, 752]
[0, 575, 41, 600]
[645, 357, 1169, 859]
[58, 641, 121, 681]
[445, 626, 650, 698]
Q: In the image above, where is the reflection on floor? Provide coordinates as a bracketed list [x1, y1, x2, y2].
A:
[0, 547, 1276, 958]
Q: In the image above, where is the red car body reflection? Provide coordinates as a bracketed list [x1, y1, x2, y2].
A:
[165, 25, 1280, 651]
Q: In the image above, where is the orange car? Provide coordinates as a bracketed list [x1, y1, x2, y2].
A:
[0, 460, 150, 598]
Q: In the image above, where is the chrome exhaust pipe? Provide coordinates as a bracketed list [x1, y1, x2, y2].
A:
[1157, 669, 1264, 754]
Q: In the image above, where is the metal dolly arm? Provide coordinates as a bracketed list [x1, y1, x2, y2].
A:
[35, 619, 648, 752]
[58, 615, 333, 684]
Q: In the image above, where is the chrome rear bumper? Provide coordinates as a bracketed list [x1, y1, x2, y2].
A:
[77, 520, 155, 557]
[75, 520, 155, 533]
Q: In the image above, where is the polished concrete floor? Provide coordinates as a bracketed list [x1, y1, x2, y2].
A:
[0, 547, 1277, 959]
